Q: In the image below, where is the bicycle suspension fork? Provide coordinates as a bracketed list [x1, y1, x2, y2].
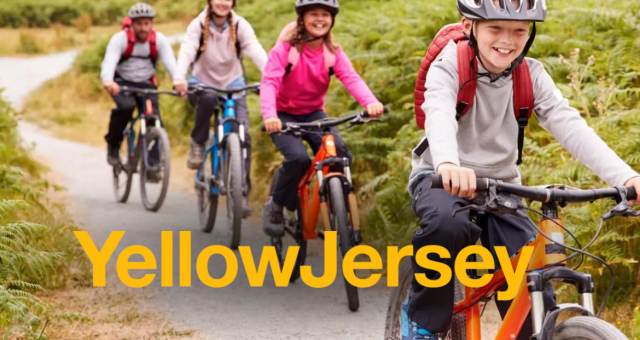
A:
[528, 201, 595, 337]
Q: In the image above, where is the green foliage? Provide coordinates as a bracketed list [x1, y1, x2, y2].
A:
[0, 202, 60, 339]
[0, 92, 91, 338]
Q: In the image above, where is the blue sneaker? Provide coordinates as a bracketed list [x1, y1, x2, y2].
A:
[401, 296, 438, 340]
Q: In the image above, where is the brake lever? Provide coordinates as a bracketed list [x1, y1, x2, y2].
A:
[602, 186, 640, 220]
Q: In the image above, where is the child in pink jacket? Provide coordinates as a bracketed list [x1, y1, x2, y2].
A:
[260, 0, 384, 237]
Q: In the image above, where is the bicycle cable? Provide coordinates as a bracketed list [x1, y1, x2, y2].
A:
[523, 207, 613, 317]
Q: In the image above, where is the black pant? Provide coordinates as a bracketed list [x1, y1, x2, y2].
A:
[105, 79, 160, 148]
[188, 89, 252, 194]
[408, 172, 555, 339]
[270, 111, 353, 211]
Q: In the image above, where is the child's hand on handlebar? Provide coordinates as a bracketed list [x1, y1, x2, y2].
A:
[437, 163, 478, 200]
[366, 102, 385, 117]
[264, 117, 282, 134]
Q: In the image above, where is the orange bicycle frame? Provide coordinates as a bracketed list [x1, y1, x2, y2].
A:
[456, 213, 569, 340]
[296, 134, 361, 241]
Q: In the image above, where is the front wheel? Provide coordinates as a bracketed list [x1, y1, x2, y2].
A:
[328, 177, 359, 312]
[552, 316, 629, 340]
[224, 133, 243, 249]
[197, 144, 218, 233]
[140, 127, 171, 212]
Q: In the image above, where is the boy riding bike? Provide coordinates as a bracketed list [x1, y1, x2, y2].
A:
[100, 2, 177, 170]
[405, 0, 640, 339]
[259, 0, 384, 237]
[173, 0, 268, 217]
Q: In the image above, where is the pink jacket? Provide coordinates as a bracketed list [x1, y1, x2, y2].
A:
[260, 41, 378, 120]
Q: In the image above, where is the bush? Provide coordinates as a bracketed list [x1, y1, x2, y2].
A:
[73, 13, 92, 33]
[18, 31, 42, 54]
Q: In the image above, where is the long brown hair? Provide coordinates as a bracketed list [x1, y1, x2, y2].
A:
[199, 2, 238, 55]
[283, 13, 338, 53]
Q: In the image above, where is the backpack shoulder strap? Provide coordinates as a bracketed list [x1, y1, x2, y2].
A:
[148, 30, 158, 65]
[323, 44, 336, 77]
[284, 44, 300, 78]
[120, 28, 136, 64]
[456, 42, 477, 120]
[512, 59, 534, 165]
[235, 20, 242, 60]
[195, 21, 205, 63]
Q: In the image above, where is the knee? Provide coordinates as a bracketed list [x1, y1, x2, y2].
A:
[197, 91, 219, 108]
[285, 151, 311, 172]
[414, 206, 470, 247]
[115, 102, 136, 113]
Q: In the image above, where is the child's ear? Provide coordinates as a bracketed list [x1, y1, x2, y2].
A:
[461, 17, 473, 35]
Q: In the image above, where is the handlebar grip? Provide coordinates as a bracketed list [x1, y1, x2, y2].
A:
[362, 105, 390, 118]
[429, 174, 490, 191]
[628, 187, 637, 201]
[261, 125, 266, 132]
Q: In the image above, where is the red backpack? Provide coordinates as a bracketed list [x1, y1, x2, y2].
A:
[117, 16, 158, 84]
[413, 23, 534, 165]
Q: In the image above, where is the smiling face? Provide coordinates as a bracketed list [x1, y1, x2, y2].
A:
[462, 17, 530, 74]
[302, 7, 333, 39]
[210, 0, 233, 17]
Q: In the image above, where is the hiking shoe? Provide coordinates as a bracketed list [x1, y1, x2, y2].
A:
[146, 169, 161, 183]
[187, 141, 205, 170]
[262, 197, 284, 237]
[242, 196, 252, 218]
[107, 145, 120, 166]
[401, 296, 437, 340]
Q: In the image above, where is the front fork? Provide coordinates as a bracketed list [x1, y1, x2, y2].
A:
[316, 158, 362, 245]
[528, 202, 596, 340]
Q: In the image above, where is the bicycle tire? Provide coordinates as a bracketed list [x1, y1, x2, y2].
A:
[197, 144, 219, 233]
[328, 177, 359, 312]
[113, 165, 132, 203]
[384, 257, 467, 340]
[552, 316, 629, 340]
[113, 139, 134, 203]
[140, 127, 171, 212]
[225, 132, 243, 249]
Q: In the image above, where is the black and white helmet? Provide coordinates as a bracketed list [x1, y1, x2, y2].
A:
[295, 0, 339, 16]
[128, 2, 156, 19]
[457, 0, 546, 22]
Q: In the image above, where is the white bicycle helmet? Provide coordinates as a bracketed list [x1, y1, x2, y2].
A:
[128, 2, 156, 19]
[295, 0, 339, 16]
[457, 0, 547, 22]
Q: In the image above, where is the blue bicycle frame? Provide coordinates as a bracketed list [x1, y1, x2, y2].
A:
[193, 83, 260, 196]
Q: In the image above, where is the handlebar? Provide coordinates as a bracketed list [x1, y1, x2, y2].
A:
[260, 106, 389, 134]
[120, 86, 181, 96]
[429, 174, 637, 204]
[189, 83, 261, 95]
